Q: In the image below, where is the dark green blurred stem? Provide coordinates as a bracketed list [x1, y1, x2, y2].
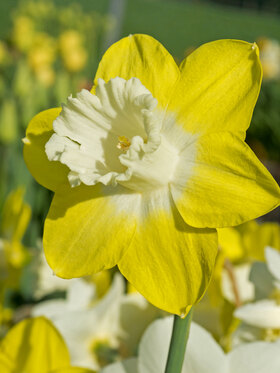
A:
[164, 308, 193, 373]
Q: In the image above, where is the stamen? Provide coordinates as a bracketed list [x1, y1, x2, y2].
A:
[117, 136, 131, 151]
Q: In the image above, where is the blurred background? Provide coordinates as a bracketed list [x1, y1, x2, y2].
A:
[0, 0, 280, 358]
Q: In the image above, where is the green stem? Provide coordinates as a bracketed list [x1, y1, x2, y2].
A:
[164, 308, 193, 373]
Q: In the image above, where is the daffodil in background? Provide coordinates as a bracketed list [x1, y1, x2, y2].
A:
[193, 220, 280, 349]
[59, 30, 88, 73]
[219, 220, 280, 262]
[101, 316, 280, 373]
[32, 250, 77, 300]
[234, 247, 280, 344]
[0, 188, 31, 275]
[0, 188, 32, 337]
[0, 316, 95, 372]
[32, 274, 161, 370]
[0, 188, 30, 294]
[23, 34, 280, 317]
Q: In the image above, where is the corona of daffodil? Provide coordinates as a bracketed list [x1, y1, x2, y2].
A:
[23, 34, 280, 316]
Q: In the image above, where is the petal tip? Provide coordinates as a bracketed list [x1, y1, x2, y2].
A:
[180, 304, 193, 319]
[22, 136, 30, 145]
[252, 41, 260, 57]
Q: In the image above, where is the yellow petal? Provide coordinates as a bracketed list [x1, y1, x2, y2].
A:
[44, 184, 140, 278]
[0, 187, 31, 242]
[93, 34, 180, 108]
[0, 317, 70, 373]
[118, 190, 218, 316]
[242, 221, 280, 261]
[23, 108, 69, 191]
[171, 132, 280, 228]
[168, 40, 262, 138]
[218, 228, 244, 262]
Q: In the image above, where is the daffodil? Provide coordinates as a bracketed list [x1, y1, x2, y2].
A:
[12, 16, 35, 52]
[234, 247, 280, 342]
[33, 250, 79, 299]
[101, 316, 280, 373]
[0, 316, 95, 372]
[23, 34, 280, 315]
[218, 220, 280, 262]
[198, 220, 280, 337]
[221, 263, 254, 305]
[32, 274, 160, 370]
[0, 188, 31, 289]
[59, 30, 88, 72]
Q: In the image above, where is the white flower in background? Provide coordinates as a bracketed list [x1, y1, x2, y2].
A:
[265, 246, 280, 289]
[32, 273, 160, 370]
[101, 316, 280, 373]
[234, 247, 280, 343]
[33, 276, 96, 317]
[235, 300, 280, 329]
[33, 249, 75, 299]
[221, 263, 255, 305]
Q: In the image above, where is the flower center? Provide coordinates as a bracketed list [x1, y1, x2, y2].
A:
[117, 136, 131, 151]
[263, 328, 280, 342]
[45, 77, 184, 192]
[89, 336, 120, 367]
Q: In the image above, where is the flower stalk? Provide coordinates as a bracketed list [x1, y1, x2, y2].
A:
[164, 308, 193, 373]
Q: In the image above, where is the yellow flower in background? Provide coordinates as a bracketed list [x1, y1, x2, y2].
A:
[28, 33, 56, 70]
[12, 16, 35, 52]
[59, 30, 84, 51]
[207, 220, 280, 308]
[23, 34, 280, 315]
[27, 33, 57, 86]
[63, 48, 87, 73]
[196, 220, 280, 343]
[28, 33, 56, 71]
[219, 220, 280, 262]
[0, 98, 18, 145]
[0, 188, 31, 295]
[0, 188, 31, 271]
[59, 30, 88, 72]
[90, 270, 112, 299]
[0, 317, 95, 373]
[257, 37, 280, 80]
[35, 65, 56, 87]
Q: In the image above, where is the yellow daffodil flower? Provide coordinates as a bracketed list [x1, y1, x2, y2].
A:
[12, 16, 35, 53]
[0, 317, 95, 373]
[0, 188, 31, 289]
[32, 274, 160, 370]
[23, 34, 280, 316]
[219, 220, 280, 262]
[59, 30, 88, 73]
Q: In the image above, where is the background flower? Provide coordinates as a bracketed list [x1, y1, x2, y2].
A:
[101, 317, 280, 373]
[0, 316, 95, 372]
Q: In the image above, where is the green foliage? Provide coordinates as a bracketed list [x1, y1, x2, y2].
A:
[249, 81, 280, 161]
[0, 0, 108, 245]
